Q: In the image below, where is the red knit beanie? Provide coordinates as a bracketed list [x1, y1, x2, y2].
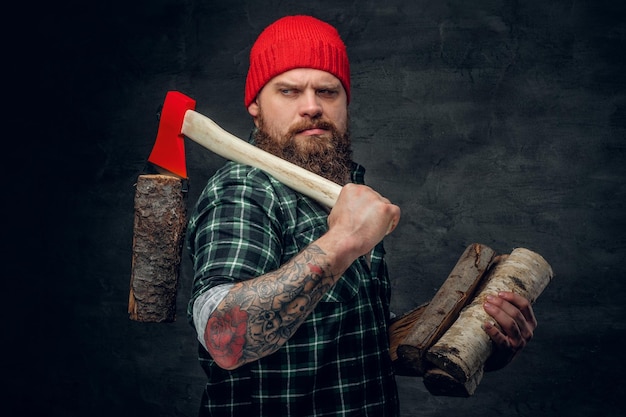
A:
[244, 15, 350, 107]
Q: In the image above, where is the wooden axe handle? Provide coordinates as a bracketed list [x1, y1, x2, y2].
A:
[182, 110, 342, 208]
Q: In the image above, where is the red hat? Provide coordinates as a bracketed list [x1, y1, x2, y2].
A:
[244, 15, 350, 107]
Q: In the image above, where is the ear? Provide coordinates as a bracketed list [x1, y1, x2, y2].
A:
[247, 100, 260, 127]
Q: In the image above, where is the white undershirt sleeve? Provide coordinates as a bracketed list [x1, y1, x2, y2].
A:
[192, 283, 234, 351]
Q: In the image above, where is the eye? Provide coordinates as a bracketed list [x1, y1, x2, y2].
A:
[317, 89, 338, 99]
[280, 88, 298, 97]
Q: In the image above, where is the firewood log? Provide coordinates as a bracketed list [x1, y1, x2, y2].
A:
[128, 174, 187, 322]
[394, 243, 496, 376]
[425, 248, 554, 383]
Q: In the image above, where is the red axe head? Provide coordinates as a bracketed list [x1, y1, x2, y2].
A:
[148, 91, 196, 178]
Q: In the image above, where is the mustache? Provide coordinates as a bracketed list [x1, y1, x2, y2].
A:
[288, 120, 337, 136]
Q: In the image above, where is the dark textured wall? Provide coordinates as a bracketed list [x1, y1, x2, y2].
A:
[11, 0, 625, 416]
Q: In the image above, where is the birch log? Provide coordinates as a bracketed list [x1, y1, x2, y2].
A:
[425, 248, 554, 383]
[423, 367, 484, 397]
[395, 243, 495, 376]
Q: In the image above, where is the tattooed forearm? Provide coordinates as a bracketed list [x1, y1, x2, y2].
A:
[205, 244, 338, 369]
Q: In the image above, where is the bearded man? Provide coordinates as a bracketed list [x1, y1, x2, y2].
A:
[187, 15, 537, 417]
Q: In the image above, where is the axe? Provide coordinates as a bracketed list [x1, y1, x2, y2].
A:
[129, 91, 348, 323]
[150, 91, 344, 206]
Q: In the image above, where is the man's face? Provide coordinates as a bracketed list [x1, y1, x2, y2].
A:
[247, 68, 353, 185]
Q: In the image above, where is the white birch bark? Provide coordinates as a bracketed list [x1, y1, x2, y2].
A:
[425, 248, 554, 382]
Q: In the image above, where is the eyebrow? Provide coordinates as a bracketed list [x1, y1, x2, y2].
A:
[273, 81, 299, 89]
[272, 81, 341, 90]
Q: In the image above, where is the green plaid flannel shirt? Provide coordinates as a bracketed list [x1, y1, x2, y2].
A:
[187, 160, 399, 417]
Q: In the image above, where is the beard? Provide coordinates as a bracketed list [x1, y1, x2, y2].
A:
[252, 113, 354, 186]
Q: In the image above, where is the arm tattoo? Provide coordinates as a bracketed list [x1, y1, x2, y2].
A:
[204, 244, 337, 367]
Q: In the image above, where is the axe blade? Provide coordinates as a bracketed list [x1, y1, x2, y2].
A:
[148, 91, 196, 178]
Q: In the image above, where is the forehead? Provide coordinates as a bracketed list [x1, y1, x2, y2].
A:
[267, 68, 343, 88]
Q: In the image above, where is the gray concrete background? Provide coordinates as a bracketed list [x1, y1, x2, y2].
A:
[10, 0, 625, 416]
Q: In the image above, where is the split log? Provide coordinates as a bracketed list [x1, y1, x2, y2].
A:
[425, 248, 554, 383]
[389, 303, 428, 374]
[128, 174, 187, 322]
[394, 243, 496, 376]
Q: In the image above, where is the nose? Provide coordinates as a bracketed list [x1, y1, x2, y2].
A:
[298, 90, 323, 119]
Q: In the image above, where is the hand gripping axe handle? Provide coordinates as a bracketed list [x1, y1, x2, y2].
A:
[149, 90, 343, 208]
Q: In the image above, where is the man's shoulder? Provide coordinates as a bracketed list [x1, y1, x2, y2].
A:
[204, 161, 298, 204]
[208, 161, 275, 188]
